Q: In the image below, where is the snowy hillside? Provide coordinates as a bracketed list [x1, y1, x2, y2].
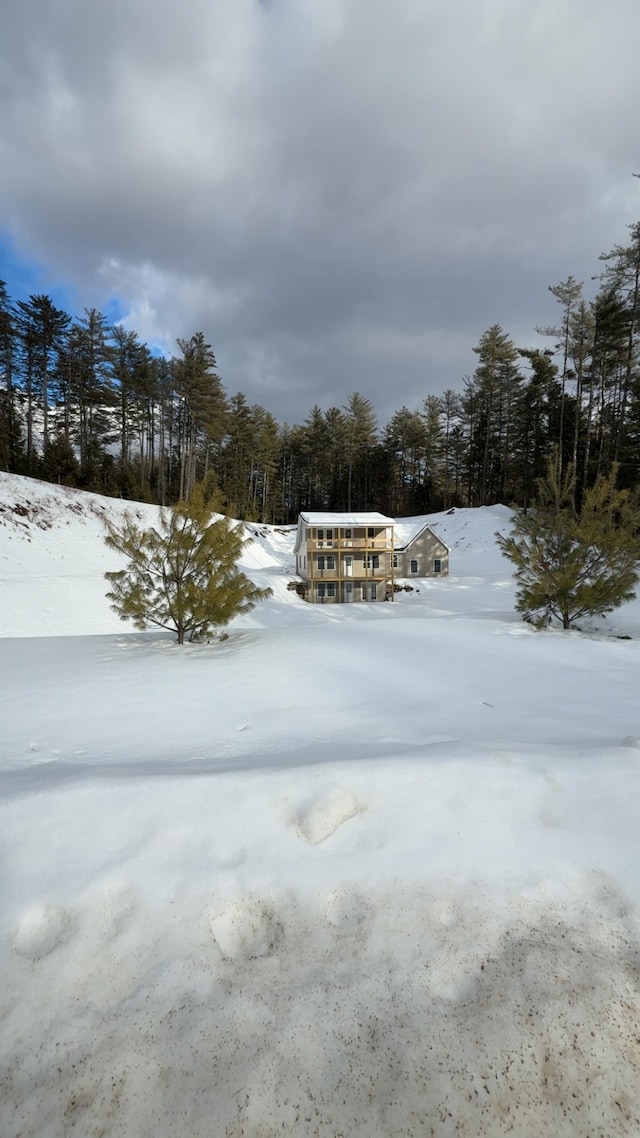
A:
[1, 473, 640, 1137]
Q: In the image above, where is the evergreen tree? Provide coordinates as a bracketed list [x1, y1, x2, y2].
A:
[382, 406, 427, 515]
[174, 333, 227, 501]
[537, 276, 584, 477]
[466, 326, 521, 505]
[343, 391, 377, 510]
[585, 288, 630, 484]
[220, 392, 257, 517]
[15, 294, 70, 453]
[496, 458, 640, 629]
[512, 349, 557, 507]
[421, 394, 445, 509]
[597, 223, 640, 469]
[103, 483, 271, 644]
[0, 280, 21, 471]
[41, 430, 80, 486]
[63, 309, 116, 480]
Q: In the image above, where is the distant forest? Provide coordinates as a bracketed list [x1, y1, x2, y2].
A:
[1, 219, 640, 523]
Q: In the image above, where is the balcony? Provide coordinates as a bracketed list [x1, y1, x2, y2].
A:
[307, 533, 393, 553]
[307, 563, 392, 581]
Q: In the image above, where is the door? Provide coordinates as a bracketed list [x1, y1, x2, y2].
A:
[344, 555, 353, 577]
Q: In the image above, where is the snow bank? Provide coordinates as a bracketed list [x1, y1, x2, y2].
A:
[2, 475, 640, 1135]
[3, 874, 640, 1136]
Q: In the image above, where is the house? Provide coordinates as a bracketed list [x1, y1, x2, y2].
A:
[293, 512, 395, 603]
[393, 520, 450, 579]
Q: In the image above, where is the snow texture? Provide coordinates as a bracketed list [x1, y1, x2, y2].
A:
[1, 472, 640, 1136]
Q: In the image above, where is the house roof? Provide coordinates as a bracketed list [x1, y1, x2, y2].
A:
[393, 521, 450, 552]
[298, 512, 395, 527]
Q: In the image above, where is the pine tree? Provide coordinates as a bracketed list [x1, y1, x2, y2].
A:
[343, 391, 377, 511]
[0, 280, 21, 471]
[597, 223, 640, 469]
[174, 333, 227, 502]
[496, 458, 640, 629]
[15, 294, 70, 453]
[467, 326, 521, 505]
[382, 407, 427, 515]
[104, 484, 271, 644]
[537, 276, 584, 478]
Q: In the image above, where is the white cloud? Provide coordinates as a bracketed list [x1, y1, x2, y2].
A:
[1, 0, 639, 421]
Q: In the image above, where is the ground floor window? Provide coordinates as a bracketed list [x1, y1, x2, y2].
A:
[410, 559, 418, 574]
[317, 582, 336, 600]
[433, 558, 442, 573]
[393, 554, 398, 568]
[370, 583, 377, 601]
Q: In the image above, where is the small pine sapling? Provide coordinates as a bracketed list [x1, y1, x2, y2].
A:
[104, 485, 271, 644]
[496, 459, 640, 630]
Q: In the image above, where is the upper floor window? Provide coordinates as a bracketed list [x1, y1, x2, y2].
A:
[326, 555, 335, 570]
[317, 556, 325, 570]
[344, 528, 352, 539]
[433, 558, 442, 574]
[410, 559, 418, 574]
[392, 554, 398, 568]
[326, 529, 333, 539]
[368, 527, 376, 538]
[317, 529, 324, 539]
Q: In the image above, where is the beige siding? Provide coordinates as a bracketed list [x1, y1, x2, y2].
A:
[396, 528, 449, 577]
[294, 519, 395, 603]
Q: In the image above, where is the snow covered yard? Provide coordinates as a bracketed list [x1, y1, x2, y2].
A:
[1, 474, 640, 1136]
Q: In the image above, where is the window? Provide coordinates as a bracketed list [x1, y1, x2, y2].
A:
[433, 558, 442, 574]
[344, 528, 352, 539]
[363, 554, 380, 570]
[317, 555, 325, 571]
[370, 583, 377, 601]
[317, 583, 326, 599]
[410, 559, 418, 574]
[327, 582, 336, 597]
[326, 529, 333, 539]
[367, 527, 375, 538]
[326, 555, 335, 570]
[317, 529, 324, 539]
[392, 554, 398, 569]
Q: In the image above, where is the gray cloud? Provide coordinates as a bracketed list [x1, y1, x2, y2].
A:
[1, 0, 639, 423]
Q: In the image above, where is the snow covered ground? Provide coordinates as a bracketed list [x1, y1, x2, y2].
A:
[1, 472, 640, 1136]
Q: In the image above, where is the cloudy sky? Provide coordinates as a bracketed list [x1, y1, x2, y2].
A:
[1, 0, 639, 424]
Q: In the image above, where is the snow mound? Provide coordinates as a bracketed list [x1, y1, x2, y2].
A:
[294, 787, 366, 844]
[4, 883, 640, 1137]
[13, 905, 76, 959]
[209, 897, 283, 961]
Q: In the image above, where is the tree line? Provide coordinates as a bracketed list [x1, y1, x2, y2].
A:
[2, 218, 640, 522]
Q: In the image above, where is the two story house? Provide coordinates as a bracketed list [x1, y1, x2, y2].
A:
[293, 512, 395, 603]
